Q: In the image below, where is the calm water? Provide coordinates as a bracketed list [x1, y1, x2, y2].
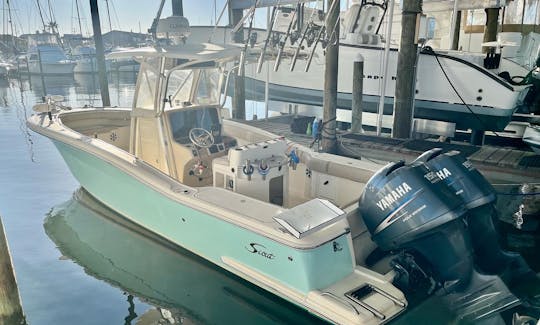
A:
[0, 73, 538, 324]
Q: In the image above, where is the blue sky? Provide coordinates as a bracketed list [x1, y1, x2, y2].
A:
[4, 0, 263, 36]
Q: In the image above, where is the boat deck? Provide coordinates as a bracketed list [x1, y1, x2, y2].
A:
[241, 115, 540, 183]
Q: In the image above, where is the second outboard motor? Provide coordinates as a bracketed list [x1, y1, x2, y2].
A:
[359, 159, 522, 322]
[414, 149, 529, 276]
[359, 160, 472, 291]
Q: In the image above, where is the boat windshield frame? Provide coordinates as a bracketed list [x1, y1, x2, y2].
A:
[159, 60, 224, 114]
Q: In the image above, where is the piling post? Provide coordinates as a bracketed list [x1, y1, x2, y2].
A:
[229, 7, 246, 120]
[392, 0, 422, 139]
[171, 0, 183, 16]
[321, 0, 340, 153]
[90, 0, 111, 107]
[0, 217, 26, 324]
[483, 7, 500, 53]
[351, 54, 364, 133]
[451, 11, 461, 50]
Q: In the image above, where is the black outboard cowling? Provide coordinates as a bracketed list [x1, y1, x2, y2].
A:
[359, 159, 525, 321]
[359, 160, 473, 290]
[413, 148, 495, 209]
[414, 149, 530, 276]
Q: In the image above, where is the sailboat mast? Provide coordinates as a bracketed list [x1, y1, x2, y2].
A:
[75, 0, 83, 36]
[6, 0, 15, 51]
[104, 0, 113, 32]
[35, 0, 47, 31]
[47, 0, 57, 34]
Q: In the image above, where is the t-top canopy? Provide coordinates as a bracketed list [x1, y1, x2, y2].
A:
[106, 43, 244, 66]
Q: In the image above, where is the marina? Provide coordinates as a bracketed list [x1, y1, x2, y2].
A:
[0, 0, 539, 324]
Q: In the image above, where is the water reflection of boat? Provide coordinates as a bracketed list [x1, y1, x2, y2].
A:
[44, 188, 321, 325]
[72, 45, 99, 74]
[28, 75, 75, 97]
[73, 73, 99, 95]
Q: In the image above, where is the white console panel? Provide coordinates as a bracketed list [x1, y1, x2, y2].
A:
[213, 138, 289, 206]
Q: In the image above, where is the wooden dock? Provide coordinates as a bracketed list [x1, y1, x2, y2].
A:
[242, 116, 540, 183]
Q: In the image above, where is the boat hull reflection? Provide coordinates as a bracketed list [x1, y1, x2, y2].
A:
[44, 188, 322, 325]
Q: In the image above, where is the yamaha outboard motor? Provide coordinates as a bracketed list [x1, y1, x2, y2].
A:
[359, 159, 521, 322]
[359, 160, 472, 291]
[414, 149, 529, 276]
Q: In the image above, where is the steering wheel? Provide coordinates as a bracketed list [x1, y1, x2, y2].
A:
[188, 128, 214, 148]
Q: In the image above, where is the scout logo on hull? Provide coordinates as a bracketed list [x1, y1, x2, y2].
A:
[376, 182, 412, 211]
[246, 243, 275, 260]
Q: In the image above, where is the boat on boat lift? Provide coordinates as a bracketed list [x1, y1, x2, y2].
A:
[188, 0, 536, 132]
[28, 11, 535, 324]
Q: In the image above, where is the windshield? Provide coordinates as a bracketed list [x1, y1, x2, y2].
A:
[168, 107, 221, 145]
[165, 68, 221, 108]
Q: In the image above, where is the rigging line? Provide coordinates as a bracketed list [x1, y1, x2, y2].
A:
[75, 0, 83, 36]
[104, 0, 113, 32]
[6, 0, 15, 50]
[9, 80, 35, 162]
[46, 0, 56, 32]
[109, 0, 121, 31]
[70, 0, 74, 33]
[35, 0, 46, 31]
[431, 48, 502, 138]
[207, 0, 228, 43]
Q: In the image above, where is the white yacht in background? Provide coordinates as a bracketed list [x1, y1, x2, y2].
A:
[106, 46, 140, 73]
[24, 33, 75, 75]
[72, 44, 98, 74]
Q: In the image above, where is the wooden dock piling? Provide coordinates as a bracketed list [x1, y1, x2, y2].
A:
[321, 0, 340, 153]
[351, 54, 364, 133]
[90, 0, 111, 107]
[229, 7, 246, 120]
[392, 0, 422, 139]
[0, 217, 26, 324]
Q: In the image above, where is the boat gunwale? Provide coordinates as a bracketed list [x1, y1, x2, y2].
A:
[27, 109, 351, 250]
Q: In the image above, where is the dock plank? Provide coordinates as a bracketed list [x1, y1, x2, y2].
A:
[238, 117, 540, 180]
[484, 148, 512, 165]
[469, 146, 499, 163]
[498, 150, 528, 168]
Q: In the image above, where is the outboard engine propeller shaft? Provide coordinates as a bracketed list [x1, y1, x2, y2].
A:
[414, 149, 529, 277]
[359, 160, 472, 291]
